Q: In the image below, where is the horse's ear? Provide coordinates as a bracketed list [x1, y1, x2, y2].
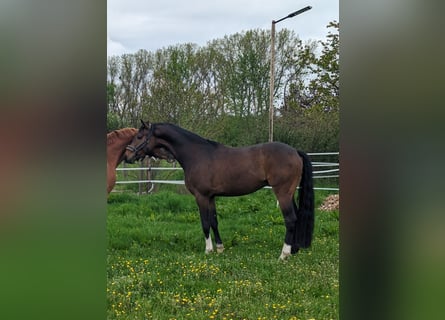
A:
[140, 119, 151, 129]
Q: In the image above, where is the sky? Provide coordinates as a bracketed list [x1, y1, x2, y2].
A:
[107, 0, 339, 57]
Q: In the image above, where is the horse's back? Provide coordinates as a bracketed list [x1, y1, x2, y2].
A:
[262, 142, 300, 163]
[214, 142, 300, 170]
[262, 141, 297, 153]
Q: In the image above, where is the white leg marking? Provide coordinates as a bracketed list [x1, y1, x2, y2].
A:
[279, 243, 292, 261]
[205, 235, 213, 254]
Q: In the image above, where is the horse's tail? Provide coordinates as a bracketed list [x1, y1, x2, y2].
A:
[296, 150, 315, 248]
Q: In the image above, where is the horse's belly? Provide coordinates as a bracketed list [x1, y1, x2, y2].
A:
[214, 180, 267, 197]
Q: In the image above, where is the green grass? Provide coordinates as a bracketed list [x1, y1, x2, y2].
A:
[107, 189, 339, 320]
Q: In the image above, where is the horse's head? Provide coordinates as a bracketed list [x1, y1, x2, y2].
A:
[125, 120, 175, 163]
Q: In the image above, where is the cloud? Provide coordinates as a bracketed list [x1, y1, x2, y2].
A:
[107, 0, 339, 55]
[107, 35, 128, 57]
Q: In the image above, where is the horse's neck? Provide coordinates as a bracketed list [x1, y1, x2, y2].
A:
[156, 129, 210, 169]
[154, 137, 184, 163]
[107, 139, 131, 168]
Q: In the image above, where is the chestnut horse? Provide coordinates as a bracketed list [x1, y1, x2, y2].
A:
[125, 120, 314, 260]
[107, 127, 175, 194]
[107, 128, 138, 194]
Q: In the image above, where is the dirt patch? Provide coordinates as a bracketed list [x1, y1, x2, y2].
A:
[318, 194, 339, 211]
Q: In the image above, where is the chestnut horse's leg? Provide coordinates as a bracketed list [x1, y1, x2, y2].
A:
[107, 164, 116, 194]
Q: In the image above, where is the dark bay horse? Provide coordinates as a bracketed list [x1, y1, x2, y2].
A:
[125, 120, 314, 260]
[107, 128, 173, 194]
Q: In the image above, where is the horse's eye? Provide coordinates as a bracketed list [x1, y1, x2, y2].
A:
[137, 134, 143, 139]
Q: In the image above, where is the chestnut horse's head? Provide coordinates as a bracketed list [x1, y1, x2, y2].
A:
[125, 120, 174, 163]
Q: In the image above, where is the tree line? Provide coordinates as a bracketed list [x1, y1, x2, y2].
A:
[107, 21, 338, 152]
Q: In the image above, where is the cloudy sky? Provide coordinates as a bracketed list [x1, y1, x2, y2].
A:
[108, 0, 339, 57]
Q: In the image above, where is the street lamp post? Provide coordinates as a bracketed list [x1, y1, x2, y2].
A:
[269, 6, 312, 142]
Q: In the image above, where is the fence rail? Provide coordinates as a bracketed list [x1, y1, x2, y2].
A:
[115, 152, 339, 192]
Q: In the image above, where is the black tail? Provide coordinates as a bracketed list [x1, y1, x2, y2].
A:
[295, 151, 315, 248]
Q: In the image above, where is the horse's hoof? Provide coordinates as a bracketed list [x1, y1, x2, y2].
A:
[205, 249, 213, 254]
[279, 243, 292, 261]
[216, 244, 225, 253]
[279, 252, 291, 261]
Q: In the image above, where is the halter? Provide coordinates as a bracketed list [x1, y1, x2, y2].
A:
[125, 131, 151, 153]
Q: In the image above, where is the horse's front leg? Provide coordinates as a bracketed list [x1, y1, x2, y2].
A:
[195, 195, 224, 254]
[195, 195, 214, 254]
[209, 197, 224, 253]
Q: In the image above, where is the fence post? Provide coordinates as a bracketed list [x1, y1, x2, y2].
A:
[145, 157, 151, 193]
[138, 162, 142, 195]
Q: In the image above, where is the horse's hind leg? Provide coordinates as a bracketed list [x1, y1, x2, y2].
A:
[274, 190, 298, 260]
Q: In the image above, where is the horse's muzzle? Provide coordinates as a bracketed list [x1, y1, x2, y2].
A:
[124, 150, 136, 163]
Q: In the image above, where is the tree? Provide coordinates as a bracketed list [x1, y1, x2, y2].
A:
[106, 23, 339, 151]
[308, 21, 339, 112]
[277, 21, 339, 151]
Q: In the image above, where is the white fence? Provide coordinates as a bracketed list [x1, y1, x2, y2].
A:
[116, 152, 339, 192]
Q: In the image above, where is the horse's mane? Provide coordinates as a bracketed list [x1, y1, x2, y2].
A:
[107, 128, 138, 146]
[156, 123, 220, 147]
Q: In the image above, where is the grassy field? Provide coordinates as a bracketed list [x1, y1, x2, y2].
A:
[107, 189, 339, 320]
